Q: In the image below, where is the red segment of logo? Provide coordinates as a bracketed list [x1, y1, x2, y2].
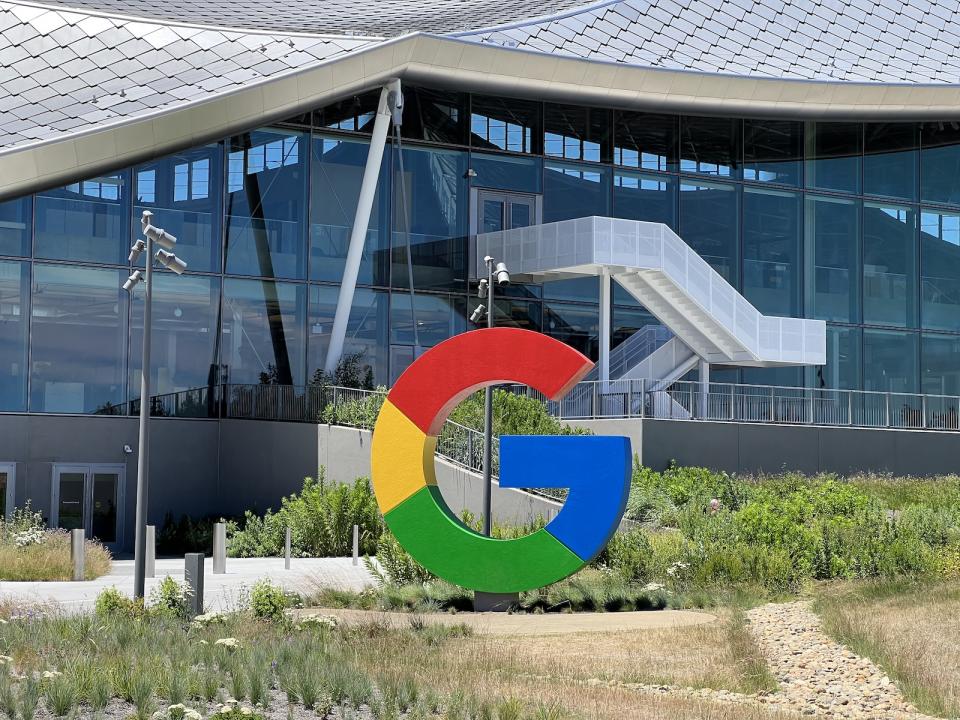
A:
[387, 328, 594, 436]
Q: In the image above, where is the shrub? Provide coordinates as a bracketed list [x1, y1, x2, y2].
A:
[229, 471, 383, 558]
[94, 587, 144, 619]
[148, 576, 192, 620]
[157, 513, 227, 555]
[250, 579, 290, 622]
[320, 389, 386, 429]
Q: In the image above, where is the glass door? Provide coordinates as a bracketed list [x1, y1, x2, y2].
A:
[52, 464, 124, 549]
[476, 190, 538, 234]
[0, 463, 15, 521]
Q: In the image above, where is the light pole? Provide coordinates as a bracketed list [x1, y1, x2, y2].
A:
[471, 255, 510, 536]
[124, 210, 188, 599]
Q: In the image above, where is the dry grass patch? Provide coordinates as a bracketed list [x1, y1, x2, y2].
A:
[816, 580, 960, 718]
[486, 611, 767, 693]
[0, 530, 111, 581]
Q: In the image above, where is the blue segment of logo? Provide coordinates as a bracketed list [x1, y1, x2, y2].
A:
[499, 435, 632, 562]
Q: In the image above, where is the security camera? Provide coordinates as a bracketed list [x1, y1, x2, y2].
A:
[470, 304, 487, 324]
[156, 250, 187, 275]
[494, 262, 510, 285]
[122, 270, 143, 292]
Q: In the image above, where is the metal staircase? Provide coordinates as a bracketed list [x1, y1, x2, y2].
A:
[477, 216, 826, 388]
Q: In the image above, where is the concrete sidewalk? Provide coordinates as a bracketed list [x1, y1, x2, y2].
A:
[0, 557, 376, 613]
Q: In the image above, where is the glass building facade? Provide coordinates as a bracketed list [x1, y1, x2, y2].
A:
[4, 85, 960, 413]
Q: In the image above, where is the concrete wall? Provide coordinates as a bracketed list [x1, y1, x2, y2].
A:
[316, 424, 560, 523]
[8, 411, 960, 554]
[602, 419, 960, 477]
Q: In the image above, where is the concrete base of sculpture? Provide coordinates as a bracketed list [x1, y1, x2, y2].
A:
[474, 591, 519, 612]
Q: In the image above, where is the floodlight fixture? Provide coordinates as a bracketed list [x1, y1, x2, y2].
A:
[470, 304, 486, 324]
[143, 223, 177, 251]
[494, 262, 510, 285]
[128, 239, 146, 264]
[155, 249, 188, 275]
[122, 270, 143, 292]
[477, 279, 488, 298]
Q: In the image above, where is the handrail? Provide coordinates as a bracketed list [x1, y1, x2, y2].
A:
[101, 377, 960, 434]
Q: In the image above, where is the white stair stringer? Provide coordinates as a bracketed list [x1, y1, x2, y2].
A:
[476, 216, 827, 370]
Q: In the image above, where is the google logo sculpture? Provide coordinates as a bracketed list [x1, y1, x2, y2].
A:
[371, 328, 631, 594]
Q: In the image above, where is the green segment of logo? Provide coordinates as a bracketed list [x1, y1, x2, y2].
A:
[383, 486, 583, 594]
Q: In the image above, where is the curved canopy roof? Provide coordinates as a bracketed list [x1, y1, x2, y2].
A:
[457, 0, 960, 84]
[3, 0, 960, 200]
[19, 0, 588, 35]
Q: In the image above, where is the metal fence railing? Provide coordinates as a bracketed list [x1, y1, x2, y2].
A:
[107, 378, 960, 435]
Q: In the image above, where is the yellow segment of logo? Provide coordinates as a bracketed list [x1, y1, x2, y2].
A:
[370, 399, 438, 514]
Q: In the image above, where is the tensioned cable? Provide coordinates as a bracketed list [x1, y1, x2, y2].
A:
[393, 123, 421, 354]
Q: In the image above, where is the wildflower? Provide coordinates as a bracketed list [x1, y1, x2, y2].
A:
[0, 655, 13, 665]
[240, 708, 252, 716]
[214, 638, 240, 649]
[41, 670, 62, 679]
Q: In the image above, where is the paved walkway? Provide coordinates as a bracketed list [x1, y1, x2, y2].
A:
[0, 557, 376, 613]
[310, 607, 716, 634]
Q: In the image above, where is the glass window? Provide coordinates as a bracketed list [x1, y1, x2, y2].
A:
[743, 120, 802, 185]
[221, 277, 306, 386]
[544, 301, 599, 360]
[543, 104, 611, 163]
[129, 275, 221, 399]
[863, 328, 918, 393]
[469, 153, 541, 193]
[742, 366, 802, 388]
[613, 111, 677, 172]
[921, 122, 960, 206]
[392, 145, 468, 292]
[921, 209, 960, 331]
[318, 90, 381, 132]
[679, 180, 740, 286]
[804, 122, 861, 194]
[492, 298, 541, 332]
[542, 278, 599, 302]
[390, 292, 466, 348]
[0, 198, 31, 257]
[543, 161, 610, 222]
[863, 202, 917, 328]
[613, 172, 676, 229]
[30, 264, 127, 413]
[308, 285, 388, 386]
[743, 187, 801, 316]
[470, 95, 541, 154]
[134, 145, 222, 273]
[680, 116, 740, 178]
[922, 333, 960, 396]
[311, 135, 390, 286]
[808, 325, 861, 390]
[864, 123, 918, 201]
[805, 195, 860, 323]
[0, 261, 28, 411]
[612, 305, 661, 351]
[225, 128, 308, 279]
[35, 173, 128, 264]
[401, 86, 468, 145]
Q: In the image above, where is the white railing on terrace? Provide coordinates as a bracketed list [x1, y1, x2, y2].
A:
[501, 379, 960, 431]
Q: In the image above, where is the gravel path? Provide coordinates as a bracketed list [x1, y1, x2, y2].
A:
[746, 601, 937, 720]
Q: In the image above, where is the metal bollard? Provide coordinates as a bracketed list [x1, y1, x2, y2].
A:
[145, 524, 156, 578]
[70, 529, 85, 581]
[213, 522, 226, 574]
[284, 527, 291, 570]
[352, 524, 359, 566]
[184, 553, 204, 617]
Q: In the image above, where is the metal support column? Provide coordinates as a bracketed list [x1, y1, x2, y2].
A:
[598, 270, 611, 390]
[324, 79, 402, 375]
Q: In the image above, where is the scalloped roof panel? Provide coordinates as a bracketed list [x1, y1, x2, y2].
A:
[0, 1, 378, 149]
[457, 0, 960, 84]
[19, 0, 589, 36]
